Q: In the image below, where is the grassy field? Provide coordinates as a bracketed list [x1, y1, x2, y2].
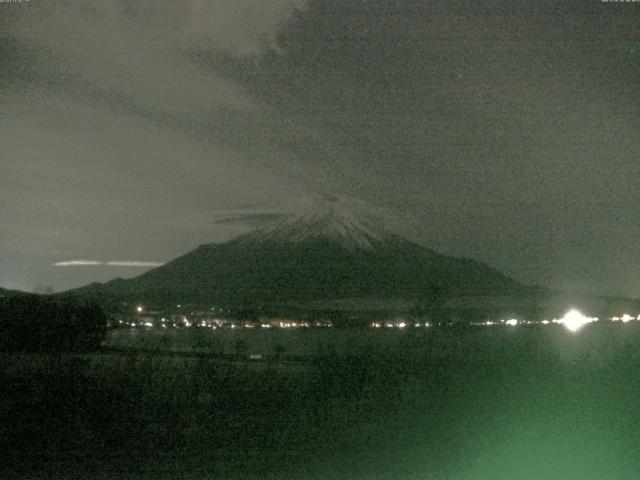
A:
[3, 323, 640, 479]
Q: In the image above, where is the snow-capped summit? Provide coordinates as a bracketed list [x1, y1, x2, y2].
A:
[236, 194, 392, 251]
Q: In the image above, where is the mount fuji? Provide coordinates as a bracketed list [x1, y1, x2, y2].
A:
[65, 197, 527, 310]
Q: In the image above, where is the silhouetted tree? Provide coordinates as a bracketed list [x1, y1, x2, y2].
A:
[0, 296, 107, 352]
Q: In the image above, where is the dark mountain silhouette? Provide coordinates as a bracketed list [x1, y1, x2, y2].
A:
[0, 287, 34, 300]
[63, 199, 528, 310]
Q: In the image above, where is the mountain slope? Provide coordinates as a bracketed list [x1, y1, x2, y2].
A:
[0, 287, 35, 300]
[66, 200, 526, 309]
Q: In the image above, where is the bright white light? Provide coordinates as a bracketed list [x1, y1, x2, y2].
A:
[541, 320, 550, 325]
[560, 309, 594, 332]
[621, 314, 634, 323]
[136, 306, 143, 313]
[398, 322, 406, 328]
[505, 319, 518, 326]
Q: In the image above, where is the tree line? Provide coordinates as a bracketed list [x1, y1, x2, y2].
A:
[0, 295, 107, 352]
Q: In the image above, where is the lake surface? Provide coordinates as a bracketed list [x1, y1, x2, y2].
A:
[105, 320, 640, 363]
[4, 321, 640, 479]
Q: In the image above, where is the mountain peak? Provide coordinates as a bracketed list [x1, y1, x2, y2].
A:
[233, 195, 392, 251]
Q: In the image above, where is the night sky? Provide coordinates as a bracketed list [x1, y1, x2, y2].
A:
[1, 1, 639, 296]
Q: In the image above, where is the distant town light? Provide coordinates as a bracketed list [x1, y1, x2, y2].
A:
[505, 319, 518, 326]
[136, 305, 143, 313]
[621, 314, 634, 323]
[560, 309, 595, 332]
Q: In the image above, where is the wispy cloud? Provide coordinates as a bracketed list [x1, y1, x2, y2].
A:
[54, 260, 163, 268]
[53, 260, 103, 267]
[104, 261, 165, 267]
[10, 0, 308, 115]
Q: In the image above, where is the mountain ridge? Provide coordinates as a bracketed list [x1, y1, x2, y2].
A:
[61, 201, 529, 311]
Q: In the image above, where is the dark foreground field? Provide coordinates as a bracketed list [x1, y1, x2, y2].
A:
[2, 323, 640, 480]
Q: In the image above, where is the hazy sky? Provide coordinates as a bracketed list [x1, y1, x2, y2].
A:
[1, 0, 639, 296]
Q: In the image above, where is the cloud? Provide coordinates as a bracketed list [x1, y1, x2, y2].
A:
[54, 260, 164, 267]
[179, 0, 308, 55]
[10, 1, 262, 115]
[0, 92, 287, 261]
[205, 194, 424, 234]
[53, 261, 104, 267]
[105, 261, 164, 267]
[5, 0, 309, 130]
[210, 213, 286, 227]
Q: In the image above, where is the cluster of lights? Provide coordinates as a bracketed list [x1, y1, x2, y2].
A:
[276, 321, 332, 329]
[369, 321, 431, 329]
[473, 311, 599, 332]
[612, 314, 640, 323]
[118, 315, 332, 330]
[125, 305, 640, 334]
[367, 310, 639, 334]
